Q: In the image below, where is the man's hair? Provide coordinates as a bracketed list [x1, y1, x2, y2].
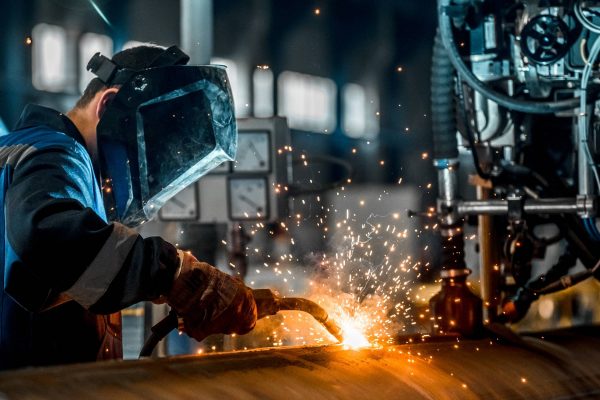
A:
[75, 45, 165, 109]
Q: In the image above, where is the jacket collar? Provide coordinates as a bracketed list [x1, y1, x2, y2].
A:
[14, 104, 88, 149]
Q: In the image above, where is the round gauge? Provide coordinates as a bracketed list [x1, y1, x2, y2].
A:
[159, 184, 198, 220]
[233, 131, 270, 172]
[228, 177, 269, 220]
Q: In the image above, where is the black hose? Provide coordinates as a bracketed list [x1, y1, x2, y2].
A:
[139, 310, 178, 358]
[437, 0, 580, 114]
[431, 28, 468, 272]
[431, 28, 459, 160]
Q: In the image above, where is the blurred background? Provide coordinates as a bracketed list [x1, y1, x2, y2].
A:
[2, 0, 598, 360]
[0, 0, 437, 187]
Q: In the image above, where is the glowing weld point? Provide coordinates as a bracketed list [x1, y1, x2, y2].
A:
[339, 320, 370, 350]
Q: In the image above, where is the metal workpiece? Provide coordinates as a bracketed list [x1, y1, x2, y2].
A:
[2, 327, 600, 399]
[456, 197, 596, 216]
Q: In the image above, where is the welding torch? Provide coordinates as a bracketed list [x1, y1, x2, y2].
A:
[139, 288, 343, 358]
[499, 260, 600, 323]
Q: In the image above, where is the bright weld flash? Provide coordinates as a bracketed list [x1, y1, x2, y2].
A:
[339, 318, 369, 349]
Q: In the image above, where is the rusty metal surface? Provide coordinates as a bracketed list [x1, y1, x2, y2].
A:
[1, 326, 600, 400]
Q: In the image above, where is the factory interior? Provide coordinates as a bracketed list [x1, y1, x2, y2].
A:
[1, 0, 600, 398]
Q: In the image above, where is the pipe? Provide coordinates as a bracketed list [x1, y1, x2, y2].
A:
[2, 326, 600, 399]
[457, 198, 593, 216]
[180, 0, 213, 64]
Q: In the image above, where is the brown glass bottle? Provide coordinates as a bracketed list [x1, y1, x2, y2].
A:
[430, 269, 483, 338]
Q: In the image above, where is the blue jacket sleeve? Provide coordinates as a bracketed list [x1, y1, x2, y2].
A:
[5, 140, 179, 314]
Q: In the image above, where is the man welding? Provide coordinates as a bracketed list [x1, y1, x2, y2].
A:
[0, 45, 257, 370]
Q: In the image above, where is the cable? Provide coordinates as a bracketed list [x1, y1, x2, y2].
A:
[578, 30, 600, 192]
[535, 256, 600, 295]
[580, 37, 589, 64]
[139, 310, 178, 358]
[575, 1, 600, 34]
[576, 19, 600, 244]
[437, 0, 580, 114]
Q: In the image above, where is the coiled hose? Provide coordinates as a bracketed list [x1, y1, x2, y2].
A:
[431, 28, 459, 160]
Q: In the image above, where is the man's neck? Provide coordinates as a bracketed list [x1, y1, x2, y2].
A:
[66, 108, 98, 162]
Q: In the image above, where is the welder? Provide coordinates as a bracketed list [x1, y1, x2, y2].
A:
[0, 45, 257, 370]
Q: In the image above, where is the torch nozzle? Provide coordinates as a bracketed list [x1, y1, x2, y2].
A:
[252, 289, 344, 342]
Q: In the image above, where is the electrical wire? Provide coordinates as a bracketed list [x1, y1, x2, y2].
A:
[578, 28, 600, 191]
[580, 37, 589, 64]
[577, 31, 600, 242]
[575, 1, 600, 34]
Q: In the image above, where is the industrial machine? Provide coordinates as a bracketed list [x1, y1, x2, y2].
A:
[430, 0, 600, 334]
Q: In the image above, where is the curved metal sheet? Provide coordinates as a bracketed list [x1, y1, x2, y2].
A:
[1, 326, 599, 399]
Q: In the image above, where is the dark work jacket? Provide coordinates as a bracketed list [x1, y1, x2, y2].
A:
[0, 105, 179, 370]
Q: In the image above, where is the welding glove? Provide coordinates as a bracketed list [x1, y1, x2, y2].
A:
[165, 250, 257, 342]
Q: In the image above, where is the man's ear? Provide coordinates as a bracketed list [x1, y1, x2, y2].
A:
[95, 87, 119, 120]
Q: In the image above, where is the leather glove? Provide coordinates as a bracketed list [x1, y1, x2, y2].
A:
[166, 250, 257, 342]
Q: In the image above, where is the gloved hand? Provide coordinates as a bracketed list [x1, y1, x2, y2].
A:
[165, 250, 257, 342]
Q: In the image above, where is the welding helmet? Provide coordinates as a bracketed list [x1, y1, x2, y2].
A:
[88, 46, 237, 227]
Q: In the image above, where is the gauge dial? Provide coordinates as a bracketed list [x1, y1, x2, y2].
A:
[228, 177, 269, 220]
[159, 184, 198, 220]
[233, 131, 270, 172]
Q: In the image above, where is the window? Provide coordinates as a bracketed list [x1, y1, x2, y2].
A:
[342, 83, 380, 139]
[79, 33, 113, 93]
[253, 68, 274, 117]
[211, 57, 250, 117]
[32, 23, 68, 92]
[277, 71, 337, 133]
